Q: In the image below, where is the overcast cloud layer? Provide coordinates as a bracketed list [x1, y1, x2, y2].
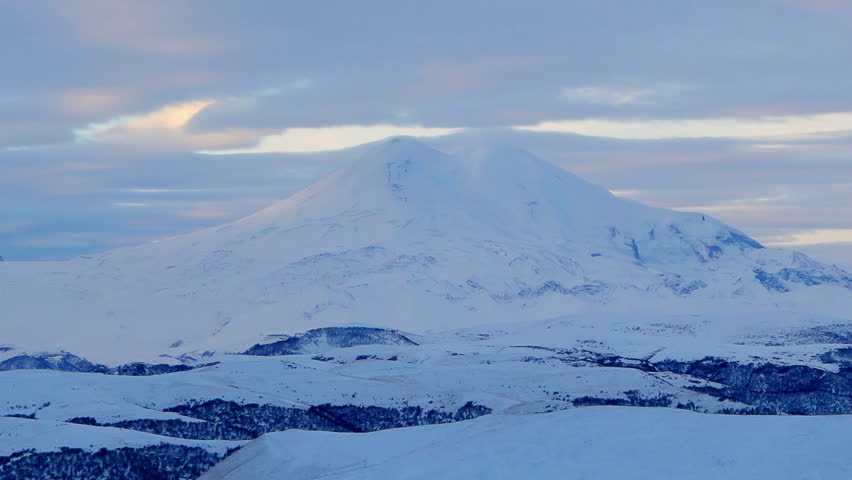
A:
[2, 0, 852, 267]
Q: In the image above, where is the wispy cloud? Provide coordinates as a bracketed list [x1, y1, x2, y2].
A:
[608, 189, 643, 197]
[201, 125, 462, 154]
[560, 83, 695, 107]
[75, 100, 212, 140]
[518, 112, 852, 139]
[72, 99, 270, 152]
[762, 229, 852, 246]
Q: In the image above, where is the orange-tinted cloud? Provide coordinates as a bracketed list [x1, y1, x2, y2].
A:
[77, 99, 271, 152]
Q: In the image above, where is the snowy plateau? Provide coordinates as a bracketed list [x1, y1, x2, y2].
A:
[2, 137, 852, 479]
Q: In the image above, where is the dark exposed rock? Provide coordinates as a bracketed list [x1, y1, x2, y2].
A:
[719, 230, 764, 250]
[663, 276, 708, 295]
[777, 267, 852, 291]
[778, 268, 829, 286]
[515, 281, 606, 299]
[752, 252, 852, 293]
[753, 269, 790, 293]
[627, 238, 640, 260]
[243, 326, 418, 356]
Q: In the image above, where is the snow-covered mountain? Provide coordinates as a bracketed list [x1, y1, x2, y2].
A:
[3, 138, 852, 478]
[2, 137, 851, 364]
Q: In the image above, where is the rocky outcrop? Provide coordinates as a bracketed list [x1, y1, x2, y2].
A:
[0, 353, 216, 376]
[0, 353, 106, 373]
[753, 252, 852, 293]
[243, 327, 418, 356]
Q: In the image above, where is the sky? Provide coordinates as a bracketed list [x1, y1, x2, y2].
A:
[2, 0, 852, 268]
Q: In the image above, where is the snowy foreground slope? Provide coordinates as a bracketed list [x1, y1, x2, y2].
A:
[201, 407, 852, 480]
[1, 137, 851, 364]
[2, 137, 852, 479]
[5, 314, 852, 477]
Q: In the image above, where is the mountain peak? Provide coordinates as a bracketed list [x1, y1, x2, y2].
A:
[358, 136, 437, 164]
[321, 136, 626, 225]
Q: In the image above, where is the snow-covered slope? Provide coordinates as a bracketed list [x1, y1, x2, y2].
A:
[0, 416, 242, 480]
[200, 407, 852, 480]
[4, 314, 852, 478]
[2, 137, 850, 364]
[0, 417, 240, 457]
